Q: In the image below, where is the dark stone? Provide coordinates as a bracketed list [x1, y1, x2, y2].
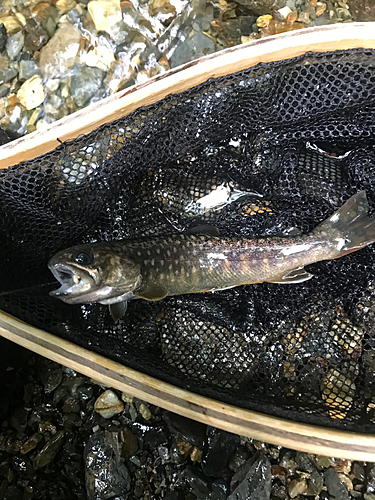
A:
[366, 463, 375, 494]
[323, 468, 350, 500]
[163, 412, 206, 448]
[132, 421, 168, 449]
[121, 428, 138, 460]
[295, 452, 316, 473]
[352, 461, 365, 481]
[279, 450, 296, 475]
[182, 466, 212, 499]
[201, 427, 240, 477]
[0, 24, 7, 52]
[10, 407, 30, 434]
[40, 362, 63, 394]
[228, 451, 272, 500]
[33, 430, 65, 469]
[305, 469, 324, 496]
[24, 19, 50, 52]
[349, 0, 375, 21]
[84, 431, 130, 500]
[209, 479, 229, 500]
[232, 0, 284, 15]
[271, 483, 287, 499]
[165, 492, 185, 500]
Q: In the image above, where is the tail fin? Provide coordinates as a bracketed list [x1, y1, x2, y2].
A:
[315, 191, 375, 256]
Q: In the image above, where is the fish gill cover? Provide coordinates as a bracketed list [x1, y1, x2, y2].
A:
[1, 48, 375, 431]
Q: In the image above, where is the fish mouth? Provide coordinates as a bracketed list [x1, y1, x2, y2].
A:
[48, 263, 89, 300]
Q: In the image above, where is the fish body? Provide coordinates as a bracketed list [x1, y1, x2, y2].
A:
[49, 191, 375, 320]
[139, 167, 261, 220]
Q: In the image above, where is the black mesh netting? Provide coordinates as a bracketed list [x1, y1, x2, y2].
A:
[1, 48, 375, 432]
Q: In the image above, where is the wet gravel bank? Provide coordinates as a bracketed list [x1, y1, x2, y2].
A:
[0, 341, 374, 500]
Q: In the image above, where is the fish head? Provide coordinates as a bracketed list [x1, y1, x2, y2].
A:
[48, 243, 142, 305]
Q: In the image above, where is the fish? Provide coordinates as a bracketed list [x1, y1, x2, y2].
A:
[48, 191, 375, 321]
[138, 166, 261, 220]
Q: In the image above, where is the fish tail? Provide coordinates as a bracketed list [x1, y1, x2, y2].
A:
[315, 190, 375, 257]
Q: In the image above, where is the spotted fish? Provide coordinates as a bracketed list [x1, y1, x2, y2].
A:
[49, 191, 375, 321]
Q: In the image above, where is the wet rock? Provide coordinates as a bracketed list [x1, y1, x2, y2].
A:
[84, 431, 130, 500]
[39, 22, 81, 78]
[24, 19, 50, 53]
[289, 478, 307, 498]
[6, 31, 24, 60]
[353, 461, 365, 481]
[324, 468, 350, 500]
[210, 479, 230, 500]
[56, 0, 77, 12]
[349, 0, 375, 21]
[279, 450, 296, 475]
[94, 390, 124, 418]
[233, 0, 284, 15]
[132, 421, 168, 449]
[69, 64, 105, 107]
[229, 446, 248, 472]
[120, 427, 138, 460]
[295, 451, 316, 473]
[228, 451, 272, 499]
[10, 406, 30, 434]
[170, 32, 215, 68]
[0, 25, 7, 52]
[33, 430, 65, 469]
[366, 463, 375, 495]
[202, 427, 240, 477]
[182, 466, 212, 499]
[305, 469, 324, 496]
[163, 412, 206, 448]
[18, 60, 39, 81]
[17, 75, 45, 110]
[139, 403, 152, 420]
[40, 362, 63, 393]
[88, 0, 122, 32]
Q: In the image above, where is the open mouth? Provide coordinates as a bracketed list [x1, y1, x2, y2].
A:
[48, 263, 84, 296]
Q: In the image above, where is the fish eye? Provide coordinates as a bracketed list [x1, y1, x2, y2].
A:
[73, 251, 93, 265]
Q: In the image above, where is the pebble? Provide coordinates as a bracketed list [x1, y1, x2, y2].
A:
[69, 64, 105, 107]
[17, 75, 45, 110]
[33, 430, 65, 469]
[88, 0, 122, 32]
[94, 390, 124, 418]
[39, 23, 81, 78]
[324, 468, 350, 500]
[139, 403, 152, 420]
[56, 0, 77, 12]
[6, 31, 24, 60]
[163, 411, 206, 448]
[289, 477, 308, 498]
[18, 60, 40, 82]
[256, 14, 273, 27]
[0, 24, 7, 52]
[170, 32, 215, 68]
[316, 2, 327, 16]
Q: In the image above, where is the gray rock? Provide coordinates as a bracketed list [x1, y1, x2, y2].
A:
[295, 451, 316, 473]
[305, 468, 324, 496]
[288, 478, 307, 498]
[6, 31, 24, 60]
[324, 468, 350, 500]
[182, 466, 212, 499]
[0, 24, 7, 52]
[70, 64, 105, 107]
[39, 22, 81, 78]
[228, 451, 272, 500]
[84, 431, 131, 500]
[19, 60, 40, 81]
[171, 31, 215, 68]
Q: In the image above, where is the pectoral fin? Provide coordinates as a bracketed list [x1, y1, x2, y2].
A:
[267, 267, 313, 284]
[135, 285, 168, 301]
[109, 301, 128, 322]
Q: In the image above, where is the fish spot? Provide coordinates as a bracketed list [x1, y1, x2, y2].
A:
[137, 251, 142, 256]
[151, 259, 155, 266]
[262, 258, 268, 264]
[167, 250, 171, 257]
[156, 248, 160, 254]
[169, 264, 173, 271]
[160, 260, 164, 266]
[180, 255, 184, 261]
[159, 273, 164, 279]
[173, 247, 177, 253]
